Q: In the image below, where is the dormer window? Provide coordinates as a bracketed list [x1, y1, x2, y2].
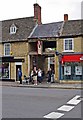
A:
[10, 23, 17, 34]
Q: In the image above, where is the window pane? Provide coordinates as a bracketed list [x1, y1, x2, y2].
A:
[14, 27, 16, 32]
[65, 40, 69, 50]
[69, 44, 72, 50]
[69, 40, 72, 50]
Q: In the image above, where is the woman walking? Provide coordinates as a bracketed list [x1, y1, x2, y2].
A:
[32, 67, 38, 85]
[37, 68, 42, 83]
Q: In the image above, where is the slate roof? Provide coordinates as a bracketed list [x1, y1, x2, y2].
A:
[29, 22, 63, 38]
[1, 17, 83, 43]
[61, 20, 83, 37]
[2, 17, 36, 42]
[29, 19, 83, 39]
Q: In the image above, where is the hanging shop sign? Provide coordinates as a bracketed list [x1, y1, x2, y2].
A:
[75, 66, 82, 75]
[37, 41, 42, 55]
[64, 66, 71, 75]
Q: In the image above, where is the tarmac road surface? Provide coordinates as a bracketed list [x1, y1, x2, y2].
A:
[1, 86, 82, 119]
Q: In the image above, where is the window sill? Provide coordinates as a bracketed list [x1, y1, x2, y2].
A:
[63, 50, 74, 53]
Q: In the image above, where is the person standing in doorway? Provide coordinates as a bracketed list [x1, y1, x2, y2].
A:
[18, 68, 22, 84]
[47, 68, 52, 83]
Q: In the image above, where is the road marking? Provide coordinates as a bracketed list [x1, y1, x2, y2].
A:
[67, 95, 81, 105]
[43, 95, 81, 119]
[44, 112, 64, 119]
[57, 105, 75, 112]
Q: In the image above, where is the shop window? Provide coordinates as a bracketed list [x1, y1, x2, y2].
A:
[64, 66, 71, 75]
[64, 38, 74, 52]
[4, 43, 11, 56]
[0, 63, 9, 79]
[75, 66, 82, 75]
[61, 62, 83, 80]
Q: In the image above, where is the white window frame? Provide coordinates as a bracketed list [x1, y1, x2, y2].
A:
[63, 38, 74, 52]
[4, 43, 11, 56]
[10, 24, 17, 34]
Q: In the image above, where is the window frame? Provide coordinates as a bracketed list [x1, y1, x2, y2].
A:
[4, 43, 11, 56]
[10, 24, 17, 34]
[63, 38, 74, 52]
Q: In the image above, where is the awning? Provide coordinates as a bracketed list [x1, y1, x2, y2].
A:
[62, 54, 83, 62]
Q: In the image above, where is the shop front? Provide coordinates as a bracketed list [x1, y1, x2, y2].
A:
[60, 54, 83, 81]
[0, 56, 24, 80]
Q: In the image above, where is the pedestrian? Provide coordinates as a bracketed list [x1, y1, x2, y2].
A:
[32, 67, 38, 85]
[18, 68, 22, 84]
[30, 69, 34, 83]
[37, 68, 42, 83]
[47, 68, 52, 83]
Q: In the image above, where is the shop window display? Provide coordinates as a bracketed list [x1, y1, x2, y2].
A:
[0, 63, 9, 79]
[62, 62, 83, 80]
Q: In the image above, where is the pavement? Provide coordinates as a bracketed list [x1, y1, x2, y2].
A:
[0, 81, 83, 89]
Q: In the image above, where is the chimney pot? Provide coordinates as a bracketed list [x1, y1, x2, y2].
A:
[64, 14, 68, 21]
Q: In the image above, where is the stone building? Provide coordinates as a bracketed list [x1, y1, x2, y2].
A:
[0, 3, 83, 83]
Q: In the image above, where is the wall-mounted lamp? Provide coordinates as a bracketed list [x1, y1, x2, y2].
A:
[55, 51, 63, 63]
[55, 51, 59, 56]
[55, 51, 63, 56]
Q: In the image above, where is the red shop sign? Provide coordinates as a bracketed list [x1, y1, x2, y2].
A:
[62, 54, 83, 62]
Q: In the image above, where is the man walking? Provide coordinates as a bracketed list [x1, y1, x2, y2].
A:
[18, 68, 22, 84]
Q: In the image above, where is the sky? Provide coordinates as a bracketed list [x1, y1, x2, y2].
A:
[0, 0, 82, 24]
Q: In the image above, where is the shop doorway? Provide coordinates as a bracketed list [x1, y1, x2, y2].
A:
[16, 65, 21, 81]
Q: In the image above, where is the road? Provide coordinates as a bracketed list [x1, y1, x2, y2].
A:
[1, 86, 82, 119]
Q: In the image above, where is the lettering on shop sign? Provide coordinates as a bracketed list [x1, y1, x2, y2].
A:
[80, 56, 83, 60]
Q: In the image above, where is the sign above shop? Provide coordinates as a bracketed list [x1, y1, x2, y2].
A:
[62, 54, 83, 62]
[0, 56, 24, 62]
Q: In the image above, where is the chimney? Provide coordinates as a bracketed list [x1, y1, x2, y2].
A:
[64, 14, 68, 21]
[34, 3, 41, 24]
